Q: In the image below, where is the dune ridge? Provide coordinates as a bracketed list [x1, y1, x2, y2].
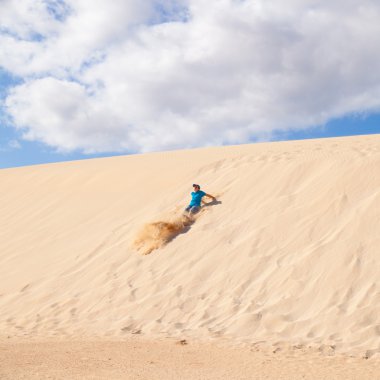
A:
[0, 134, 379, 358]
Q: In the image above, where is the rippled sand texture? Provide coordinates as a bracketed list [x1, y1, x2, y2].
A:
[0, 134, 379, 360]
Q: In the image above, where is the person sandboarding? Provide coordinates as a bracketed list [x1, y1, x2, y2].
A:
[184, 184, 216, 218]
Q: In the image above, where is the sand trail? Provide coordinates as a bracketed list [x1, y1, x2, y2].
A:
[133, 213, 195, 255]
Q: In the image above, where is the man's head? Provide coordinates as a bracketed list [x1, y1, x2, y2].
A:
[193, 184, 200, 191]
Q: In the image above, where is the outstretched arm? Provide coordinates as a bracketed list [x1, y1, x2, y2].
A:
[205, 193, 216, 201]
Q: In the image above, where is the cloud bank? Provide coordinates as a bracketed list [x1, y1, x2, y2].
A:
[1, 0, 380, 153]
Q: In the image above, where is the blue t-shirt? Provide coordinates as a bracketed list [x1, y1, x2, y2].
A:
[189, 190, 206, 207]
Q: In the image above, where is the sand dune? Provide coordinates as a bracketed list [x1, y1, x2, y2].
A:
[0, 134, 380, 361]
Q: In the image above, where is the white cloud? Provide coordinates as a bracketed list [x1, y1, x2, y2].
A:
[2, 0, 380, 154]
[0, 139, 21, 151]
[8, 139, 21, 149]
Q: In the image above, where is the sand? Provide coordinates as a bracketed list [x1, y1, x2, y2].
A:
[1, 338, 380, 380]
[0, 134, 380, 378]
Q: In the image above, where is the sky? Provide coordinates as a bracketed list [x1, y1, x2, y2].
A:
[1, 0, 380, 169]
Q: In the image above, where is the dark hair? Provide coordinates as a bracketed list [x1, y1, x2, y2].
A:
[192, 183, 200, 189]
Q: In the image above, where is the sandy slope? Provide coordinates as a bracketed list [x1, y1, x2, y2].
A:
[0, 135, 380, 361]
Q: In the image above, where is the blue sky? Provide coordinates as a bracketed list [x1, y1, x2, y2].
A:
[1, 1, 380, 169]
[273, 114, 380, 143]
